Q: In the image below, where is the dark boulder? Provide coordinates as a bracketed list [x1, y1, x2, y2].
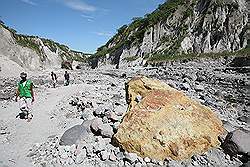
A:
[59, 120, 93, 146]
[221, 129, 250, 157]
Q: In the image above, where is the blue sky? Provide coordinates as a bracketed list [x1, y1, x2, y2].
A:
[0, 0, 165, 53]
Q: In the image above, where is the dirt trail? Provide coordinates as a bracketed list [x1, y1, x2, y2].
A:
[0, 83, 88, 167]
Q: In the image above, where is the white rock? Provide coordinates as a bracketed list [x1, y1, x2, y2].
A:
[158, 161, 164, 166]
[125, 152, 138, 164]
[100, 150, 110, 161]
[91, 118, 103, 132]
[75, 149, 87, 164]
[181, 83, 191, 90]
[194, 85, 205, 91]
[135, 95, 142, 102]
[144, 157, 151, 163]
[134, 162, 142, 167]
[60, 152, 68, 159]
[94, 139, 106, 152]
[109, 151, 116, 161]
[99, 124, 114, 138]
[67, 158, 74, 165]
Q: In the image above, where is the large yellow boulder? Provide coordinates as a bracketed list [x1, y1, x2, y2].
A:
[114, 76, 224, 160]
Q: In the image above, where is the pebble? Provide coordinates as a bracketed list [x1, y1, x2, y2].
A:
[181, 83, 191, 90]
[158, 161, 164, 166]
[109, 151, 116, 161]
[125, 152, 138, 164]
[134, 162, 142, 167]
[194, 84, 205, 91]
[144, 157, 151, 163]
[60, 152, 68, 159]
[100, 150, 109, 161]
[91, 118, 103, 132]
[75, 149, 87, 164]
[135, 95, 142, 102]
[99, 124, 114, 138]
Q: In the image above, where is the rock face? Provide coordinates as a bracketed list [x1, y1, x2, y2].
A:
[92, 0, 248, 68]
[0, 23, 90, 75]
[114, 76, 224, 160]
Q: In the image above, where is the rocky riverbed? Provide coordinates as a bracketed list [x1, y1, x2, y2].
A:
[0, 56, 249, 167]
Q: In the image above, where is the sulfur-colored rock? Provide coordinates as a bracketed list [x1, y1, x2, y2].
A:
[114, 76, 224, 160]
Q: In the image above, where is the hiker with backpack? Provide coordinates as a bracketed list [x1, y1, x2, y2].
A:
[15, 72, 34, 122]
[51, 71, 57, 88]
[64, 71, 70, 86]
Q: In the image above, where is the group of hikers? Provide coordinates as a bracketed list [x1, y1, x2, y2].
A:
[15, 71, 70, 122]
[51, 71, 70, 88]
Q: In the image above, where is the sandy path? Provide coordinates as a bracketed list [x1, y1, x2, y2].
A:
[0, 83, 88, 167]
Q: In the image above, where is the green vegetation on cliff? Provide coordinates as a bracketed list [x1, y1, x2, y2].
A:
[147, 47, 250, 63]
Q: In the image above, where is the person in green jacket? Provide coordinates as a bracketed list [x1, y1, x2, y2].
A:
[15, 72, 35, 122]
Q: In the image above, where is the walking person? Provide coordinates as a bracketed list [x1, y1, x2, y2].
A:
[51, 71, 57, 88]
[64, 71, 70, 86]
[15, 72, 35, 122]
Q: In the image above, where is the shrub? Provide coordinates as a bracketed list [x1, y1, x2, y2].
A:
[123, 56, 139, 62]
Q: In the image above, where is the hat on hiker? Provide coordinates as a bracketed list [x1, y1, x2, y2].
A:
[20, 72, 27, 78]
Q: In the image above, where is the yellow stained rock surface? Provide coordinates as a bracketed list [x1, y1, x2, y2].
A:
[114, 76, 224, 160]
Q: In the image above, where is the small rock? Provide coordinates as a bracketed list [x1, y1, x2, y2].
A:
[135, 95, 142, 103]
[109, 151, 116, 161]
[166, 80, 177, 88]
[107, 112, 120, 122]
[192, 160, 199, 166]
[94, 108, 104, 116]
[60, 152, 68, 159]
[125, 152, 138, 164]
[180, 83, 190, 90]
[124, 161, 132, 167]
[116, 152, 125, 160]
[237, 116, 250, 125]
[113, 122, 120, 131]
[158, 161, 164, 166]
[225, 154, 230, 160]
[194, 85, 205, 92]
[102, 116, 109, 124]
[69, 144, 76, 153]
[64, 145, 71, 152]
[67, 158, 74, 165]
[100, 150, 110, 161]
[134, 162, 142, 167]
[183, 77, 191, 83]
[91, 118, 103, 133]
[144, 157, 151, 163]
[121, 73, 127, 78]
[94, 138, 106, 152]
[114, 105, 126, 116]
[99, 124, 114, 138]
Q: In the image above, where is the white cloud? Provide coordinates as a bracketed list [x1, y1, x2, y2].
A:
[81, 14, 94, 19]
[20, 0, 37, 6]
[87, 18, 93, 22]
[64, 0, 96, 12]
[81, 14, 94, 22]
